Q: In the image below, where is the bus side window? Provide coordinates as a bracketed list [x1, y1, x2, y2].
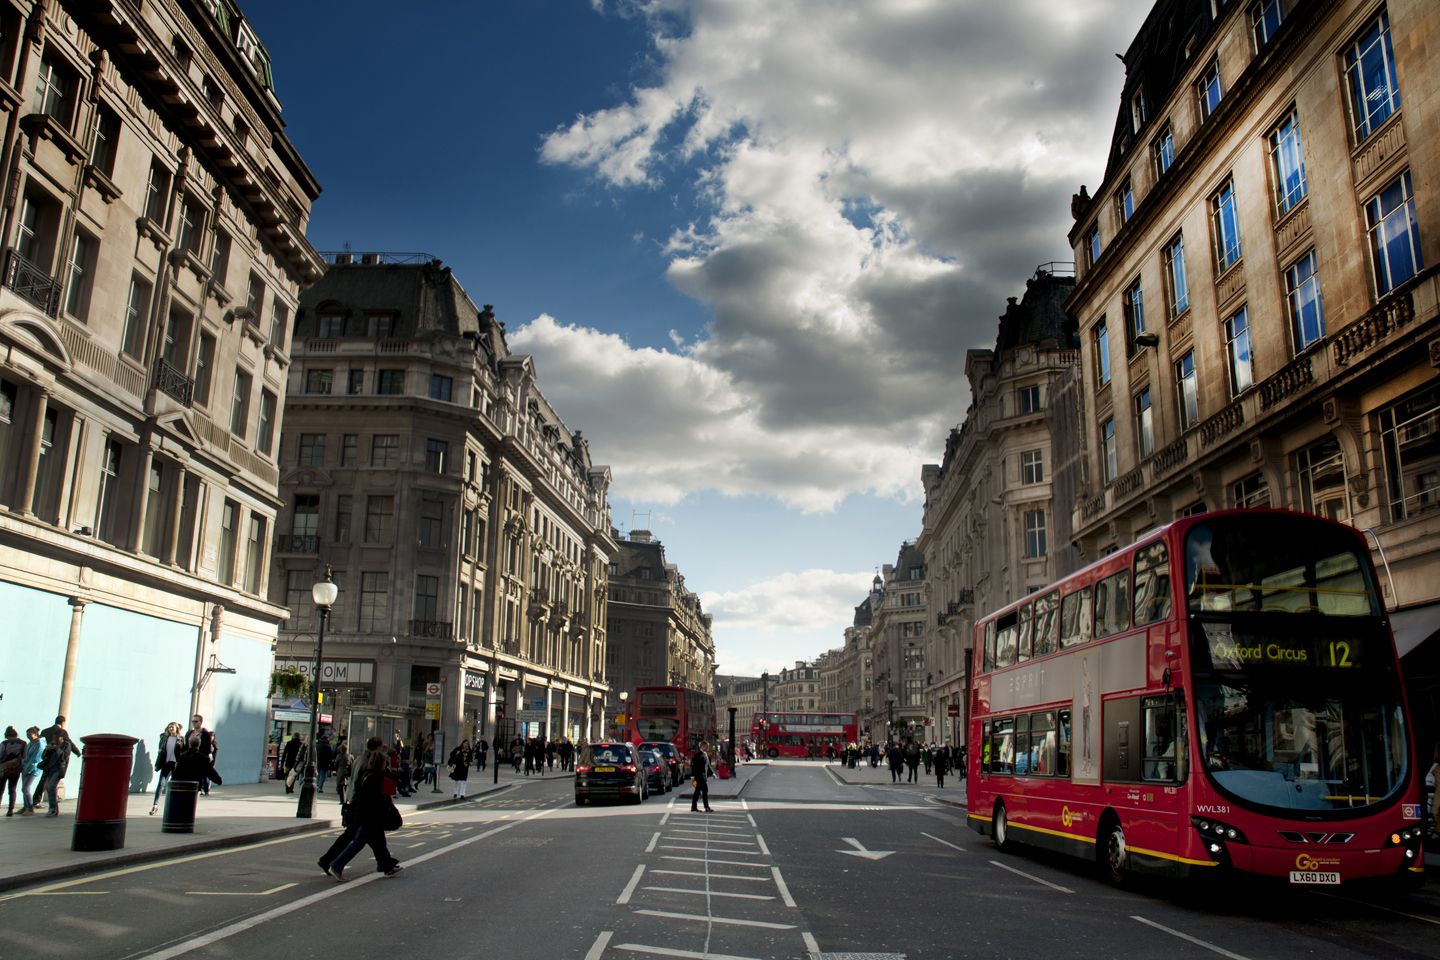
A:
[1017, 604, 1033, 661]
[1060, 587, 1093, 648]
[997, 621, 1018, 667]
[984, 621, 997, 672]
[1057, 709, 1072, 777]
[1095, 571, 1131, 638]
[982, 720, 993, 772]
[1034, 591, 1060, 656]
[1142, 695, 1178, 782]
[993, 717, 1015, 774]
[1133, 541, 1173, 626]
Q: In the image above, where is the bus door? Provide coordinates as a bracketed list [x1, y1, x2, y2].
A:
[1106, 692, 1188, 846]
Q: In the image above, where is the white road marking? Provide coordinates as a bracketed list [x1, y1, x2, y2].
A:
[617, 864, 647, 905]
[989, 859, 1074, 893]
[660, 856, 772, 869]
[771, 866, 796, 908]
[646, 831, 661, 853]
[614, 943, 763, 960]
[666, 837, 757, 847]
[633, 909, 795, 930]
[1131, 916, 1255, 960]
[922, 832, 966, 853]
[650, 870, 769, 882]
[187, 882, 297, 897]
[405, 842, 425, 848]
[584, 930, 613, 960]
[668, 826, 751, 835]
[802, 932, 820, 954]
[755, 834, 770, 856]
[641, 886, 773, 901]
[127, 807, 556, 960]
[26, 891, 107, 896]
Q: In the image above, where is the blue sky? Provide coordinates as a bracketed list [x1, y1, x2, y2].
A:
[245, 0, 1149, 676]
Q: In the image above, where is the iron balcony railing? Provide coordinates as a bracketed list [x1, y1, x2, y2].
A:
[154, 358, 195, 407]
[4, 247, 60, 317]
[274, 534, 320, 554]
[410, 619, 453, 640]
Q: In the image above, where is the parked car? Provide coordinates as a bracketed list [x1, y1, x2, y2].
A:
[639, 748, 670, 795]
[575, 742, 646, 805]
[641, 741, 684, 787]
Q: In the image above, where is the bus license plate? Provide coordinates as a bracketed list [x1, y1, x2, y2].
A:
[1289, 870, 1340, 885]
[595, 766, 615, 773]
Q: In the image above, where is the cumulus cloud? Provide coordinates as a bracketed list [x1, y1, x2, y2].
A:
[698, 569, 875, 674]
[531, 0, 1144, 509]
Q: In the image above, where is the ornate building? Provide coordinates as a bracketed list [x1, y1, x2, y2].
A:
[1066, 0, 1439, 709]
[918, 268, 1080, 748]
[774, 660, 820, 712]
[834, 592, 876, 735]
[0, 0, 322, 785]
[604, 528, 714, 715]
[275, 255, 615, 751]
[866, 543, 929, 740]
[714, 674, 764, 742]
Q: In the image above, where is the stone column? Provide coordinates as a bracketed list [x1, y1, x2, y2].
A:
[130, 444, 154, 553]
[16, 388, 48, 517]
[57, 597, 88, 720]
[562, 688, 571, 741]
[163, 465, 187, 565]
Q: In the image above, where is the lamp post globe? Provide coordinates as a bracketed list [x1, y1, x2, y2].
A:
[296, 567, 337, 818]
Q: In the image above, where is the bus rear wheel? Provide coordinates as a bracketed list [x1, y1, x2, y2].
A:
[1099, 817, 1129, 886]
[767, 747, 779, 759]
[992, 801, 1014, 852]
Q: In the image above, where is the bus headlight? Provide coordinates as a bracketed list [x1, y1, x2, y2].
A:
[1191, 815, 1247, 863]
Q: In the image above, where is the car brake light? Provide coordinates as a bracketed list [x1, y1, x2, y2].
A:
[576, 765, 592, 774]
[621, 764, 638, 773]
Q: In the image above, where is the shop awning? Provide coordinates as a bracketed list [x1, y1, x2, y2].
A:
[1393, 602, 1440, 658]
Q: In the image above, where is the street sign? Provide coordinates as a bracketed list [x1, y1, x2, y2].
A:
[425, 682, 442, 697]
[517, 708, 547, 722]
[425, 702, 440, 720]
[947, 704, 959, 717]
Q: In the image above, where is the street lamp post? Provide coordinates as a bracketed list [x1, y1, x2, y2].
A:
[618, 690, 629, 739]
[296, 567, 338, 819]
[886, 691, 897, 743]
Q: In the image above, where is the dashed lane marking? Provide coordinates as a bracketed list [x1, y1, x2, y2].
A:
[641, 886, 773, 901]
[646, 831, 661, 853]
[771, 867, 796, 908]
[923, 831, 967, 853]
[187, 883, 297, 897]
[663, 837, 758, 847]
[1131, 916, 1254, 960]
[616, 864, 647, 906]
[659, 856, 773, 869]
[801, 932, 820, 955]
[989, 860, 1073, 894]
[614, 944, 763, 960]
[632, 909, 795, 931]
[650, 870, 769, 882]
[584, 930, 613, 960]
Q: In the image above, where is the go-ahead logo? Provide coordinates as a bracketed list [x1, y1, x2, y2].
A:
[1296, 853, 1339, 870]
[1061, 805, 1085, 828]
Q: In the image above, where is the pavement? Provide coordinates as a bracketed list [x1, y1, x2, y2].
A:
[0, 757, 764, 893]
[824, 757, 970, 809]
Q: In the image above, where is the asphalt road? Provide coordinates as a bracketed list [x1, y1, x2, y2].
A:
[4, 763, 1440, 960]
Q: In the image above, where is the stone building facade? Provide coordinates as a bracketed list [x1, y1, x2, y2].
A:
[275, 255, 615, 751]
[604, 528, 714, 717]
[918, 268, 1080, 748]
[714, 674, 763, 742]
[865, 544, 930, 740]
[774, 660, 820, 712]
[834, 593, 876, 735]
[1066, 0, 1439, 700]
[0, 0, 322, 786]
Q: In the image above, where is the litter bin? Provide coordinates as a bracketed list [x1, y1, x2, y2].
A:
[162, 780, 199, 834]
[72, 733, 139, 851]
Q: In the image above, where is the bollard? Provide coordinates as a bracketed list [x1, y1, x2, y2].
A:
[162, 780, 199, 833]
[72, 733, 140, 851]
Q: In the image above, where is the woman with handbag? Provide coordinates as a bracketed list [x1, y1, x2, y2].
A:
[150, 722, 183, 815]
[320, 740, 403, 881]
[448, 741, 471, 799]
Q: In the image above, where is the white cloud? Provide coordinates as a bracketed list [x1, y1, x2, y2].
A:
[532, 0, 1147, 510]
[698, 568, 874, 675]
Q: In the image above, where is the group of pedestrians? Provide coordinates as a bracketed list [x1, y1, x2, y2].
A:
[875, 739, 967, 787]
[0, 716, 80, 818]
[150, 715, 221, 813]
[316, 737, 405, 882]
[508, 736, 577, 775]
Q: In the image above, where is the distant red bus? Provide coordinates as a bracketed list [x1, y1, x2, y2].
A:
[968, 509, 1422, 887]
[752, 712, 858, 759]
[623, 686, 718, 755]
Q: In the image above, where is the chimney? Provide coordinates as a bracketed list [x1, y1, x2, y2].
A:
[630, 529, 653, 543]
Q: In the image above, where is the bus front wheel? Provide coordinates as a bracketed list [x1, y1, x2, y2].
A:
[767, 747, 779, 759]
[1099, 817, 1129, 886]
[992, 801, 1013, 852]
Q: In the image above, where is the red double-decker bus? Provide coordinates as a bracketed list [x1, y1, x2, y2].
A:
[752, 712, 858, 759]
[622, 686, 718, 754]
[969, 509, 1422, 886]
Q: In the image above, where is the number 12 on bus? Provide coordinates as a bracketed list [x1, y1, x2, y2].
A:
[752, 712, 857, 759]
[968, 509, 1423, 887]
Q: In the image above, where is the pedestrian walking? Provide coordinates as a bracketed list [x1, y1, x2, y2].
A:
[203, 726, 219, 795]
[475, 738, 488, 772]
[448, 740, 471, 798]
[334, 737, 353, 801]
[935, 747, 948, 789]
[318, 739, 403, 881]
[1, 726, 24, 816]
[151, 722, 183, 815]
[316, 735, 334, 793]
[922, 744, 933, 776]
[958, 744, 968, 780]
[37, 722, 80, 817]
[905, 740, 920, 783]
[282, 733, 305, 793]
[886, 742, 903, 783]
[176, 715, 221, 793]
[19, 726, 43, 815]
[689, 746, 713, 813]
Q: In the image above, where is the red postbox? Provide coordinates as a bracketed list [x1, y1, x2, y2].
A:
[72, 733, 139, 851]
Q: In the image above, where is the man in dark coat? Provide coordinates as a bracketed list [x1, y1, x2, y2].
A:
[316, 735, 334, 793]
[689, 747, 713, 813]
[886, 741, 904, 783]
[282, 733, 305, 793]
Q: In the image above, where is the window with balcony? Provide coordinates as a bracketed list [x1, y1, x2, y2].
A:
[291, 494, 320, 539]
[1212, 178, 1242, 271]
[298, 433, 325, 467]
[1250, 0, 1284, 49]
[425, 438, 448, 474]
[14, 190, 61, 310]
[1101, 417, 1117, 482]
[1380, 383, 1440, 522]
[1174, 351, 1199, 431]
[162, 307, 191, 369]
[365, 495, 394, 542]
[194, 332, 215, 407]
[1134, 387, 1154, 459]
[1285, 249, 1324, 352]
[1225, 306, 1253, 396]
[1366, 171, 1422, 296]
[371, 434, 399, 467]
[1021, 449, 1044, 485]
[1153, 124, 1174, 177]
[377, 369, 405, 395]
[1345, 10, 1400, 143]
[1024, 509, 1048, 559]
[305, 369, 333, 395]
[415, 575, 440, 622]
[122, 276, 152, 360]
[1123, 277, 1146, 355]
[1094, 316, 1111, 386]
[257, 389, 276, 456]
[1197, 57, 1223, 121]
[230, 369, 251, 439]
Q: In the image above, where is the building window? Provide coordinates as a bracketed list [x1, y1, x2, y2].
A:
[377, 369, 405, 395]
[418, 495, 445, 549]
[341, 433, 358, 467]
[291, 495, 320, 538]
[1224, 306, 1253, 396]
[415, 575, 440, 622]
[1101, 417, 1117, 482]
[1094, 317, 1111, 386]
[1268, 108, 1307, 216]
[243, 513, 266, 593]
[359, 571, 389, 631]
[286, 571, 314, 631]
[1232, 472, 1271, 509]
[371, 434, 400, 467]
[245, 273, 265, 329]
[1366, 171, 1422, 296]
[316, 312, 345, 338]
[1380, 383, 1440, 522]
[162, 307, 191, 368]
[1250, 0, 1284, 49]
[1130, 88, 1147, 133]
[1164, 234, 1189, 318]
[90, 104, 119, 175]
[1115, 179, 1134, 225]
[32, 53, 76, 127]
[1021, 449, 1044, 485]
[144, 161, 170, 223]
[1297, 436, 1349, 522]
[194, 332, 216, 407]
[1345, 10, 1400, 143]
[1017, 384, 1041, 414]
[17, 190, 60, 271]
[96, 438, 125, 546]
[305, 369, 334, 395]
[1197, 57, 1223, 121]
[62, 231, 96, 320]
[425, 439, 448, 475]
[347, 370, 364, 395]
[211, 230, 231, 287]
[1153, 124, 1174, 177]
[270, 297, 289, 349]
[1024, 509, 1048, 559]
[334, 495, 353, 543]
[218, 499, 239, 584]
[1134, 387, 1155, 459]
[257, 390, 277, 456]
[1086, 225, 1101, 267]
[1284, 249, 1324, 352]
[1212, 178, 1242, 271]
[1123, 277, 1146, 355]
[176, 194, 204, 254]
[368, 313, 397, 338]
[121, 276, 152, 360]
[230, 369, 251, 438]
[430, 375, 453, 402]
[365, 495, 395, 542]
[904, 678, 923, 707]
[298, 433, 326, 467]
[1174, 351, 1199, 431]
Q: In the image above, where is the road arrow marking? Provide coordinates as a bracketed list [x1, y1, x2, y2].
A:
[837, 837, 894, 860]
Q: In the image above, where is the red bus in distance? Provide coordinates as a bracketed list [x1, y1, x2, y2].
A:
[622, 686, 718, 755]
[752, 712, 858, 759]
[968, 509, 1421, 887]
